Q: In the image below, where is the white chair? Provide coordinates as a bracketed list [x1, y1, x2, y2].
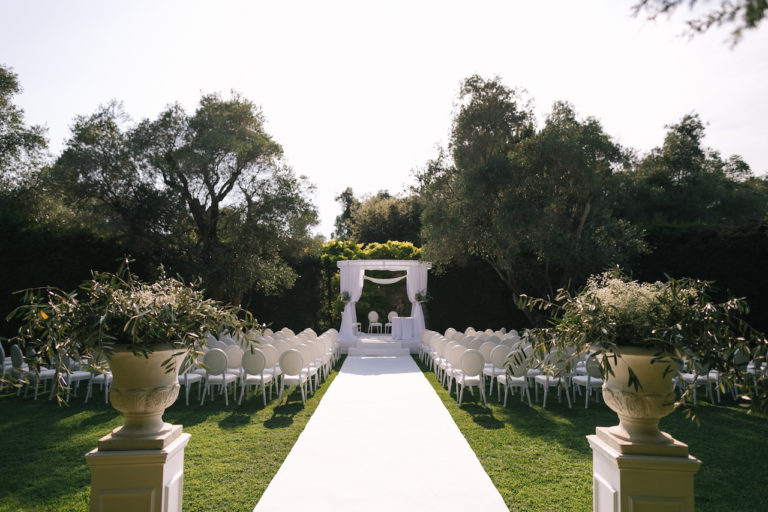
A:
[56, 356, 93, 403]
[456, 349, 487, 407]
[444, 345, 466, 393]
[177, 360, 203, 406]
[679, 360, 715, 405]
[200, 348, 238, 405]
[260, 344, 282, 384]
[483, 345, 510, 397]
[534, 353, 573, 408]
[10, 345, 56, 400]
[384, 311, 398, 333]
[224, 345, 245, 390]
[85, 357, 113, 405]
[1, 343, 13, 389]
[571, 356, 603, 408]
[239, 349, 274, 406]
[500, 357, 532, 407]
[367, 311, 382, 333]
[278, 349, 309, 405]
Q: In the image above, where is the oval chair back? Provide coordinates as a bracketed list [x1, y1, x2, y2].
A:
[224, 345, 244, 370]
[261, 344, 279, 369]
[479, 342, 496, 362]
[586, 356, 603, 379]
[202, 348, 228, 376]
[448, 345, 465, 368]
[242, 349, 267, 376]
[387, 311, 398, 322]
[280, 349, 304, 376]
[460, 349, 485, 377]
[490, 345, 511, 369]
[444, 327, 456, 338]
[368, 311, 379, 323]
[468, 338, 484, 350]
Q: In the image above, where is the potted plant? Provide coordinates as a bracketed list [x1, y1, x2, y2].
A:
[520, 269, 767, 448]
[7, 259, 256, 449]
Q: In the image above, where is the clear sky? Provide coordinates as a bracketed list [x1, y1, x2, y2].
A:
[3, 0, 767, 237]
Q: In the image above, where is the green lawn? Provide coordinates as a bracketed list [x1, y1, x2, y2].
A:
[1, 355, 767, 511]
[0, 356, 346, 512]
[413, 356, 768, 512]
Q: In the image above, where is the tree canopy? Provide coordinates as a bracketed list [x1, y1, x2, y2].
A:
[49, 93, 318, 304]
[418, 76, 648, 324]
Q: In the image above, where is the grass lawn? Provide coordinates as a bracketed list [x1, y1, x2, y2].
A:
[1, 354, 767, 511]
[0, 356, 346, 512]
[413, 356, 768, 512]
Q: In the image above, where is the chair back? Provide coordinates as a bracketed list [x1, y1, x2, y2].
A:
[368, 311, 379, 322]
[444, 327, 456, 338]
[261, 344, 279, 368]
[490, 345, 511, 369]
[468, 338, 484, 350]
[224, 345, 244, 370]
[460, 349, 485, 377]
[486, 335, 500, 345]
[242, 349, 267, 376]
[448, 345, 465, 367]
[10, 344, 24, 369]
[203, 348, 228, 375]
[387, 311, 398, 322]
[281, 327, 296, 336]
[586, 356, 603, 379]
[508, 357, 527, 378]
[479, 341, 496, 362]
[280, 349, 304, 376]
[464, 327, 476, 335]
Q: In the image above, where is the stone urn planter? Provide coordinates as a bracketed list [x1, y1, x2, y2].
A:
[598, 346, 685, 455]
[99, 345, 185, 451]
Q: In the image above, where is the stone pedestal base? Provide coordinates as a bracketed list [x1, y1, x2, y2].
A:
[588, 434, 701, 512]
[86, 433, 191, 512]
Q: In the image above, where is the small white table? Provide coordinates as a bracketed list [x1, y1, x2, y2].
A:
[392, 317, 415, 341]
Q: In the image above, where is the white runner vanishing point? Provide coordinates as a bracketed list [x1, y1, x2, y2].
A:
[253, 355, 508, 512]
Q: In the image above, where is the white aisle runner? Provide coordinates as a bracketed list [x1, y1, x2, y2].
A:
[253, 356, 508, 512]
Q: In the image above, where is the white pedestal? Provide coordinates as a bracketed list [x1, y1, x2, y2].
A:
[85, 433, 191, 512]
[588, 433, 701, 512]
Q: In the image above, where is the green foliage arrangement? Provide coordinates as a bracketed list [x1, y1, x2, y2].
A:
[6, 260, 255, 399]
[520, 269, 768, 411]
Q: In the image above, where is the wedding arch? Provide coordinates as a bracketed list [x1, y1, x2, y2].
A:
[337, 259, 432, 341]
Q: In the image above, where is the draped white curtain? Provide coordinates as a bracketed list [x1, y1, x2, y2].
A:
[338, 260, 430, 342]
[339, 266, 365, 341]
[363, 274, 407, 285]
[406, 265, 428, 335]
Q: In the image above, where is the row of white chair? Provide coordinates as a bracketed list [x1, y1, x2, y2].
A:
[189, 328, 340, 406]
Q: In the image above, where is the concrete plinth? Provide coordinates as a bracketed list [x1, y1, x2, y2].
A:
[86, 433, 191, 512]
[588, 434, 701, 512]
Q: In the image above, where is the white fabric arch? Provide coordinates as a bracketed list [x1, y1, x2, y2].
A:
[337, 259, 432, 341]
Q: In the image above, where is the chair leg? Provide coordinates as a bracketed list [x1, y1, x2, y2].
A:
[262, 381, 267, 407]
[200, 384, 208, 405]
[458, 383, 464, 406]
[480, 385, 487, 407]
[542, 385, 548, 408]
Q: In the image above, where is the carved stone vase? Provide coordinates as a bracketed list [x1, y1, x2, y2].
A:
[100, 344, 184, 450]
[599, 346, 678, 448]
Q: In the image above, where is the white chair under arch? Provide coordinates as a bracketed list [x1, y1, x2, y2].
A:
[384, 311, 398, 334]
[200, 348, 238, 406]
[367, 311, 382, 333]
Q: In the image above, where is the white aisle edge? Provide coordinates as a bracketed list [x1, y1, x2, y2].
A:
[253, 355, 508, 512]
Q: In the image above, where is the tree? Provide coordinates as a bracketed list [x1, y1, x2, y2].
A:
[617, 113, 768, 226]
[418, 76, 647, 325]
[0, 64, 47, 191]
[349, 191, 422, 245]
[332, 187, 358, 239]
[51, 93, 318, 304]
[633, 0, 767, 44]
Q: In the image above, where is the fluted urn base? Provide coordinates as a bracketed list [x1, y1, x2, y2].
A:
[99, 345, 185, 451]
[598, 346, 688, 456]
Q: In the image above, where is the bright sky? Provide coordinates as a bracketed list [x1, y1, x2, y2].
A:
[3, 0, 767, 238]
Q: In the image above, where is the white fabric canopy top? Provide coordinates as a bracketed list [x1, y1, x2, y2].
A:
[337, 260, 431, 341]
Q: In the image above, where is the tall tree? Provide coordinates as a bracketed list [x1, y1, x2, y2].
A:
[349, 191, 422, 245]
[618, 113, 768, 226]
[0, 65, 47, 191]
[51, 93, 318, 303]
[332, 186, 358, 239]
[418, 76, 647, 324]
